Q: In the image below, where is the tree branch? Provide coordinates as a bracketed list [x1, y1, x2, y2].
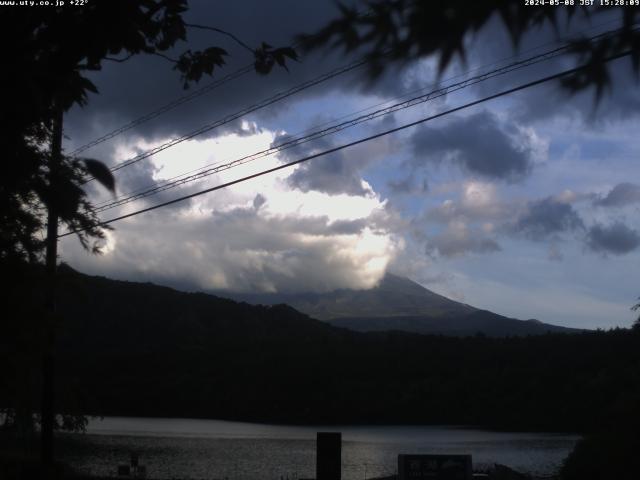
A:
[152, 51, 179, 63]
[104, 53, 135, 63]
[185, 23, 254, 54]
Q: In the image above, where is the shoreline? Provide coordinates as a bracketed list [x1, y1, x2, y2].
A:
[77, 414, 584, 436]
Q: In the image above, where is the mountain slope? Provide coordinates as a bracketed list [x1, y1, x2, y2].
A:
[327, 311, 576, 336]
[3, 264, 630, 431]
[222, 273, 579, 337]
[53, 264, 341, 353]
[224, 273, 475, 320]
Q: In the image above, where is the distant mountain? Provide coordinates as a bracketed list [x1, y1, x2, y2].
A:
[227, 273, 475, 320]
[4, 264, 632, 431]
[221, 273, 580, 337]
[327, 312, 577, 337]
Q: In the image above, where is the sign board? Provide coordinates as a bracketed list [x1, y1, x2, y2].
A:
[398, 454, 472, 480]
[317, 432, 341, 480]
[117, 465, 131, 476]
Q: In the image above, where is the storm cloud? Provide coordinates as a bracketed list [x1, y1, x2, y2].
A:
[273, 131, 391, 196]
[278, 136, 370, 196]
[594, 183, 640, 208]
[410, 110, 536, 181]
[387, 176, 429, 195]
[586, 222, 640, 255]
[62, 0, 413, 164]
[511, 197, 584, 241]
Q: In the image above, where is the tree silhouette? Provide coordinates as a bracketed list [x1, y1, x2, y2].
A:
[299, 1, 640, 97]
[0, 0, 297, 263]
[0, 1, 297, 468]
[632, 298, 640, 330]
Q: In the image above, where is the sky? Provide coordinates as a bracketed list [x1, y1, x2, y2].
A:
[59, 1, 640, 330]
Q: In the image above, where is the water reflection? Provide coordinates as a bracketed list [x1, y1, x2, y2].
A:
[57, 417, 579, 479]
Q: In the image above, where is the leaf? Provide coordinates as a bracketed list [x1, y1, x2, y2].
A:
[175, 48, 228, 87]
[280, 47, 298, 61]
[83, 159, 116, 193]
[253, 45, 298, 75]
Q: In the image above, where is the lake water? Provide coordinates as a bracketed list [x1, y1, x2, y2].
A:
[58, 417, 580, 479]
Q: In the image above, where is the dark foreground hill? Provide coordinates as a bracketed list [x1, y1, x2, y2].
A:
[223, 274, 579, 337]
[2, 265, 639, 433]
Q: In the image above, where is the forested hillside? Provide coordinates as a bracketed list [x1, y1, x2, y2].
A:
[2, 266, 639, 433]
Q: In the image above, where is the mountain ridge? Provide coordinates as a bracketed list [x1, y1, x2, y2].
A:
[223, 273, 476, 320]
[2, 263, 622, 431]
[218, 273, 581, 336]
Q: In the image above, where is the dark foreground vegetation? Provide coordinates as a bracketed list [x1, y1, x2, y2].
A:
[3, 263, 640, 479]
[3, 264, 640, 434]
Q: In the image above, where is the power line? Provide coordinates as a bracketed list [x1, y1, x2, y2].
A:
[80, 19, 631, 185]
[74, 16, 627, 168]
[71, 64, 255, 157]
[91, 61, 507, 208]
[70, 9, 380, 157]
[91, 49, 530, 207]
[92, 24, 633, 213]
[59, 49, 632, 239]
[89, 22, 634, 208]
[97, 54, 371, 177]
[92, 43, 566, 212]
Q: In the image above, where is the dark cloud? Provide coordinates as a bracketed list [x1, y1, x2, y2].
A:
[210, 207, 368, 239]
[594, 183, 640, 208]
[252, 193, 267, 210]
[99, 158, 200, 213]
[62, 0, 413, 163]
[511, 197, 584, 241]
[288, 153, 369, 196]
[586, 222, 640, 255]
[273, 132, 372, 196]
[425, 223, 501, 258]
[410, 110, 535, 181]
[387, 175, 429, 195]
[328, 218, 368, 235]
[64, 1, 640, 168]
[116, 158, 159, 194]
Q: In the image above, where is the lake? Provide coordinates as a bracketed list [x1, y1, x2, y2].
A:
[57, 417, 580, 479]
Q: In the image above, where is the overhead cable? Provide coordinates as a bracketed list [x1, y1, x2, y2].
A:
[58, 49, 632, 238]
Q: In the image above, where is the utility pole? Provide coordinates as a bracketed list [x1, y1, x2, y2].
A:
[42, 105, 63, 469]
